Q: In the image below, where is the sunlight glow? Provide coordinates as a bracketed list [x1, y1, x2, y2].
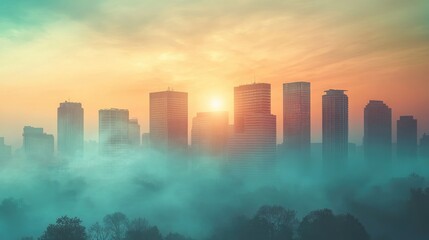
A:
[210, 98, 223, 111]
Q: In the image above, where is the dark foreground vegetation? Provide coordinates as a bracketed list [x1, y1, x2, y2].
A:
[8, 181, 429, 240]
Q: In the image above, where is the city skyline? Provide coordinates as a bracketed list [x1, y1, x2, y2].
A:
[1, 1, 429, 148]
[0, 83, 428, 150]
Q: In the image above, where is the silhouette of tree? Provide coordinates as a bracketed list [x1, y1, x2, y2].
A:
[407, 187, 429, 236]
[88, 222, 109, 240]
[253, 205, 298, 240]
[298, 209, 370, 240]
[39, 216, 87, 240]
[103, 212, 129, 240]
[124, 218, 149, 240]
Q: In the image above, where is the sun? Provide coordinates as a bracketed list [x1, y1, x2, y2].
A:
[210, 98, 223, 111]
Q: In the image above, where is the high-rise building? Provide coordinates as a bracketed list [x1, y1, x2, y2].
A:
[397, 116, 418, 159]
[57, 101, 84, 158]
[99, 109, 129, 155]
[191, 111, 228, 156]
[363, 100, 392, 163]
[322, 90, 348, 163]
[23, 126, 54, 160]
[150, 90, 188, 150]
[420, 133, 429, 160]
[0, 137, 12, 161]
[128, 119, 141, 147]
[228, 83, 277, 168]
[283, 82, 311, 154]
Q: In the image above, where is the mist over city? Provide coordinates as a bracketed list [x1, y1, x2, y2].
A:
[1, 0, 429, 240]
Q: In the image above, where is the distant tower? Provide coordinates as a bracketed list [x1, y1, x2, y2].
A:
[191, 111, 228, 156]
[99, 109, 129, 155]
[23, 126, 54, 160]
[57, 101, 84, 158]
[149, 90, 188, 151]
[283, 82, 311, 155]
[128, 119, 141, 147]
[0, 137, 12, 161]
[228, 83, 277, 168]
[397, 116, 418, 160]
[364, 100, 392, 163]
[322, 90, 348, 162]
[420, 134, 429, 160]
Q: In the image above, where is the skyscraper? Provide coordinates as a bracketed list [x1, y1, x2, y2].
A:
[191, 111, 228, 156]
[397, 116, 418, 159]
[283, 82, 311, 155]
[150, 90, 188, 150]
[57, 101, 84, 158]
[228, 83, 277, 169]
[322, 90, 348, 163]
[128, 119, 141, 147]
[23, 126, 54, 160]
[420, 133, 429, 160]
[364, 100, 392, 163]
[0, 137, 12, 161]
[99, 109, 129, 155]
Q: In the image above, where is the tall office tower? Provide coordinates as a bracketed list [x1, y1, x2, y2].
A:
[420, 133, 429, 160]
[397, 116, 418, 159]
[363, 100, 392, 163]
[128, 119, 141, 147]
[283, 82, 311, 155]
[191, 111, 229, 156]
[228, 83, 277, 168]
[23, 126, 54, 160]
[57, 101, 84, 158]
[0, 137, 12, 161]
[322, 90, 349, 163]
[149, 90, 188, 150]
[99, 109, 129, 155]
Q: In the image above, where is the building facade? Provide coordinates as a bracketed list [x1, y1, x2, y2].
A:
[228, 83, 277, 169]
[99, 109, 129, 155]
[191, 111, 228, 156]
[283, 82, 311, 155]
[23, 126, 54, 160]
[128, 119, 141, 147]
[150, 90, 188, 151]
[322, 90, 349, 163]
[57, 101, 84, 158]
[363, 100, 392, 163]
[397, 116, 418, 160]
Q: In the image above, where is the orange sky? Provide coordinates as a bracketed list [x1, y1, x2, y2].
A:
[1, 0, 428, 148]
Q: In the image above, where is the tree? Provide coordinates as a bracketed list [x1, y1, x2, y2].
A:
[39, 216, 87, 240]
[253, 205, 298, 240]
[298, 209, 370, 240]
[88, 222, 109, 240]
[103, 212, 129, 240]
[407, 187, 429, 236]
[124, 218, 149, 240]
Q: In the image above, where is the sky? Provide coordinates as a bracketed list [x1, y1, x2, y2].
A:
[0, 0, 428, 148]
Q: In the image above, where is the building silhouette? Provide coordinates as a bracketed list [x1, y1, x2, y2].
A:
[228, 83, 277, 169]
[99, 108, 129, 155]
[420, 133, 429, 160]
[191, 111, 228, 156]
[57, 101, 84, 158]
[397, 116, 418, 160]
[150, 90, 188, 151]
[283, 82, 311, 157]
[322, 90, 348, 163]
[128, 119, 141, 147]
[364, 100, 392, 163]
[0, 137, 12, 161]
[23, 126, 54, 160]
